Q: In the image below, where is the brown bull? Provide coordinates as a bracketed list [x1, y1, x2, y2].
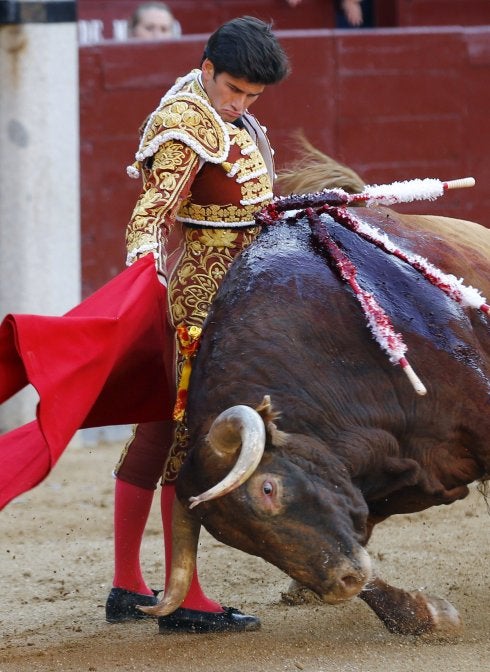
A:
[142, 151, 489, 638]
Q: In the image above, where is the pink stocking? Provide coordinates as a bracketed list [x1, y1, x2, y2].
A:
[112, 478, 154, 596]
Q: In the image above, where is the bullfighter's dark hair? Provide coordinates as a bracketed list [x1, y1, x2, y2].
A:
[201, 16, 290, 85]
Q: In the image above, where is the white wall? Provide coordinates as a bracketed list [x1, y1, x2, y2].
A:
[0, 20, 80, 431]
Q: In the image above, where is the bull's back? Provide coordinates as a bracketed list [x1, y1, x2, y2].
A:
[374, 209, 490, 297]
[189, 217, 489, 450]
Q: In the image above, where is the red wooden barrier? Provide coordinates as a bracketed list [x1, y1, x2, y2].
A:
[78, 0, 490, 38]
[78, 0, 335, 38]
[80, 27, 490, 296]
[395, 0, 490, 27]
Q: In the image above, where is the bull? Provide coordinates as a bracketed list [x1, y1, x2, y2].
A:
[141, 159, 489, 637]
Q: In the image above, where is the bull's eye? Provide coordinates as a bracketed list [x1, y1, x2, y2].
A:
[262, 481, 274, 496]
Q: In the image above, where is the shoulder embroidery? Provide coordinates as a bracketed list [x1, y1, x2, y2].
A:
[138, 94, 229, 164]
[127, 70, 229, 176]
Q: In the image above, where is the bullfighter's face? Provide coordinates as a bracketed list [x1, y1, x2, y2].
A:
[201, 58, 265, 123]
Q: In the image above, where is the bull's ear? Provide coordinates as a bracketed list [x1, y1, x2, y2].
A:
[255, 394, 280, 423]
[255, 395, 289, 448]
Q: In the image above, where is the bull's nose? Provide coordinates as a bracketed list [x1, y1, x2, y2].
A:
[336, 570, 367, 598]
[324, 548, 372, 603]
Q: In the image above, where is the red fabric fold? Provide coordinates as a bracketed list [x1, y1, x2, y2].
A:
[0, 255, 172, 509]
[0, 317, 29, 403]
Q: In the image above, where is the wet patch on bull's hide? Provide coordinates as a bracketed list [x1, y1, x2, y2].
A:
[230, 211, 486, 380]
[237, 216, 313, 271]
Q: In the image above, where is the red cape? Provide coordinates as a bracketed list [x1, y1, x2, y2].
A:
[0, 255, 172, 509]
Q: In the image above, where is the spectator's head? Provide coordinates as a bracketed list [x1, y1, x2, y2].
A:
[129, 2, 180, 41]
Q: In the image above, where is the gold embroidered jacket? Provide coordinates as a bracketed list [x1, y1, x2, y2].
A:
[125, 69, 275, 277]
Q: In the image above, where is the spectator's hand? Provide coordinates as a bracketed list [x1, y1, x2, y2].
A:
[285, 0, 303, 7]
[342, 0, 363, 26]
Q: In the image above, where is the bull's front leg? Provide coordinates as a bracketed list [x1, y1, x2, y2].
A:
[359, 576, 463, 638]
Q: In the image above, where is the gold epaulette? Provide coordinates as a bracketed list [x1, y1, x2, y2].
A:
[136, 93, 230, 165]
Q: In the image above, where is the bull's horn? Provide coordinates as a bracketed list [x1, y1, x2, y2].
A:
[189, 404, 266, 509]
[138, 496, 200, 617]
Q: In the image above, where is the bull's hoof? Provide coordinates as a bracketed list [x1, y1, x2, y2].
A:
[383, 592, 464, 639]
[360, 579, 464, 639]
[281, 580, 322, 606]
[420, 595, 463, 640]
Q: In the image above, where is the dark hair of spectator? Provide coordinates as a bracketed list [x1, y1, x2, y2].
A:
[201, 16, 290, 85]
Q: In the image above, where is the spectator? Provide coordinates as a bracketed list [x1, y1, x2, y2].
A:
[129, 2, 181, 40]
[334, 0, 374, 28]
[285, 0, 375, 29]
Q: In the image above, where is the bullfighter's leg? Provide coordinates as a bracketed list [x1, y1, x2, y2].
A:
[106, 421, 173, 622]
[359, 576, 463, 637]
[112, 479, 155, 596]
[108, 420, 226, 618]
[160, 483, 222, 612]
[106, 421, 260, 631]
[155, 439, 261, 632]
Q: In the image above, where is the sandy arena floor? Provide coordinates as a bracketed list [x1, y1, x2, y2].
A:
[1, 439, 488, 672]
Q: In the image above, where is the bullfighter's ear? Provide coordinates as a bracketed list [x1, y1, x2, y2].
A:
[255, 396, 289, 447]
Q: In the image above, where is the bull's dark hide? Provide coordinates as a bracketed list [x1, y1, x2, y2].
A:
[185, 212, 488, 510]
[175, 206, 489, 636]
